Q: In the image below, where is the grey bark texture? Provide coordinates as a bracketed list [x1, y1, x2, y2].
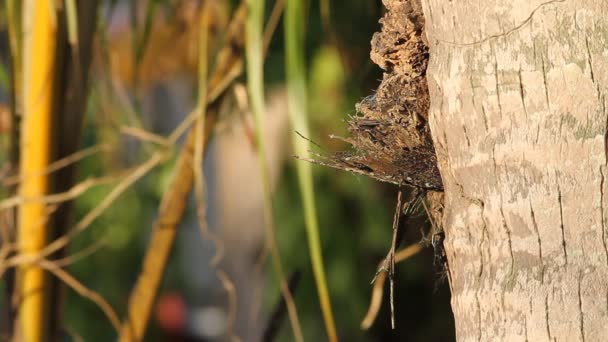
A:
[423, 0, 608, 340]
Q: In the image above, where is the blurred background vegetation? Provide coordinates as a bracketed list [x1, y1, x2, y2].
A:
[0, 0, 454, 341]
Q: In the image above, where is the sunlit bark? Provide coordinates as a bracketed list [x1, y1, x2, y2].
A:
[424, 0, 608, 340]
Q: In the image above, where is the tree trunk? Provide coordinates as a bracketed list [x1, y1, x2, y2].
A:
[423, 0, 608, 340]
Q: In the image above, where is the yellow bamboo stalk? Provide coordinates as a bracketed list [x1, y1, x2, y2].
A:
[17, 0, 57, 341]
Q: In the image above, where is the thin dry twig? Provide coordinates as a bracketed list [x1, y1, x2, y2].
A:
[188, 6, 238, 341]
[262, 0, 284, 54]
[0, 203, 59, 279]
[0, 243, 14, 271]
[0, 176, 117, 211]
[37, 260, 121, 333]
[119, 127, 201, 341]
[389, 195, 401, 329]
[119, 1, 287, 339]
[51, 239, 106, 267]
[4, 152, 166, 269]
[2, 144, 109, 187]
[361, 243, 422, 330]
[217, 269, 238, 341]
[118, 15, 245, 339]
[193, 0, 225, 268]
[119, 125, 170, 146]
[232, 83, 257, 148]
[49, 152, 165, 250]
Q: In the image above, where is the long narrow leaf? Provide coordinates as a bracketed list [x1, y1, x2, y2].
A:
[285, 0, 338, 340]
[245, 0, 304, 341]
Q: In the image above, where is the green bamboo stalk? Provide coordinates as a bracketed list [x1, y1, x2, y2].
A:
[245, 0, 304, 341]
[285, 0, 338, 340]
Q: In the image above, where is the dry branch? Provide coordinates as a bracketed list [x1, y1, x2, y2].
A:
[37, 260, 121, 333]
[119, 104, 217, 342]
[119, 0, 288, 338]
[361, 243, 422, 330]
[118, 4, 247, 340]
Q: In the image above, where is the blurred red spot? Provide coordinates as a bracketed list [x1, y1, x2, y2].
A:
[155, 292, 186, 333]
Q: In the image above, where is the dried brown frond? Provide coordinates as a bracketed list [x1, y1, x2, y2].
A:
[312, 0, 447, 331]
[320, 0, 442, 191]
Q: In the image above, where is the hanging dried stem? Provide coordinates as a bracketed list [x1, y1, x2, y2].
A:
[37, 260, 121, 333]
[361, 243, 422, 330]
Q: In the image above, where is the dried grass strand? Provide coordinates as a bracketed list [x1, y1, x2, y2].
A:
[37, 260, 121, 333]
[2, 144, 108, 186]
[361, 243, 422, 330]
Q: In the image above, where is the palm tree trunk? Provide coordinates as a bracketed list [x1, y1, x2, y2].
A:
[423, 0, 608, 339]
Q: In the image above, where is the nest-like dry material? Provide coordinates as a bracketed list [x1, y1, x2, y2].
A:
[327, 0, 442, 191]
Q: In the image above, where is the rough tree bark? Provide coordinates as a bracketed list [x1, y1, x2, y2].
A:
[423, 0, 608, 340]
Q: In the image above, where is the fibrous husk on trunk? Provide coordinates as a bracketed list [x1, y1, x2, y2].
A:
[320, 0, 442, 192]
